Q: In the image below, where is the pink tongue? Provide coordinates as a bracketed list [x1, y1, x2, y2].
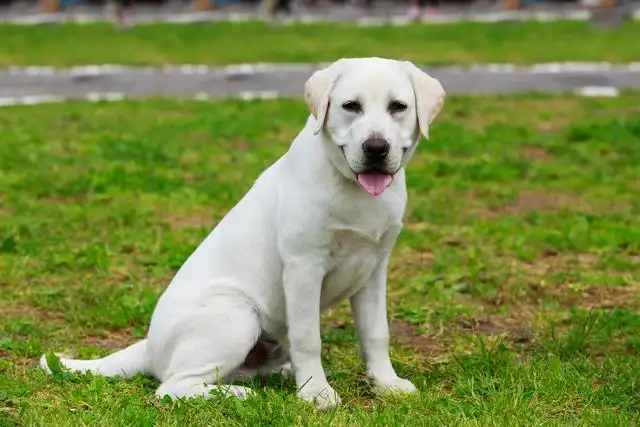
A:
[357, 172, 393, 196]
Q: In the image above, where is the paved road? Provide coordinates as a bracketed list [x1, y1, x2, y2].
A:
[0, 64, 638, 104]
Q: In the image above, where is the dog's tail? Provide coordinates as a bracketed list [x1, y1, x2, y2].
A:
[39, 339, 149, 378]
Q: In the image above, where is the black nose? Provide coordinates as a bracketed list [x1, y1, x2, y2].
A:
[362, 137, 390, 162]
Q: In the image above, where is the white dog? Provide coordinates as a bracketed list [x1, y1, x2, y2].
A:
[40, 57, 445, 409]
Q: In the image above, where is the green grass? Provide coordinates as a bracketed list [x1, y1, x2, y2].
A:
[1, 94, 640, 425]
[1, 21, 640, 66]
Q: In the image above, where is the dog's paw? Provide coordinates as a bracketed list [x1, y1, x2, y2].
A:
[297, 382, 341, 410]
[373, 376, 418, 395]
[216, 385, 256, 400]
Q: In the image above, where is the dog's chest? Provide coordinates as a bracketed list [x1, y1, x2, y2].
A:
[320, 222, 397, 309]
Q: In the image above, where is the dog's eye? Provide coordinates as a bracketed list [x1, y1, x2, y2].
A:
[342, 101, 362, 113]
[388, 101, 408, 115]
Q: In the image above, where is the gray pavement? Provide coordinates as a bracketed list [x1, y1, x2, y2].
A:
[0, 64, 638, 105]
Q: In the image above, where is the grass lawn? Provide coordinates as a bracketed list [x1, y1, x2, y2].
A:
[1, 21, 640, 67]
[1, 94, 639, 425]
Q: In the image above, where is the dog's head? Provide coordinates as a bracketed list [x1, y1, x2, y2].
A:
[305, 57, 445, 196]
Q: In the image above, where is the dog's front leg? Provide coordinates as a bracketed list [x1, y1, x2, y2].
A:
[350, 253, 418, 395]
[283, 258, 341, 410]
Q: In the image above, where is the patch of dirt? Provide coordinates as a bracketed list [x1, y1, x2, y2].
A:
[233, 139, 248, 151]
[455, 313, 534, 345]
[0, 195, 9, 217]
[388, 251, 436, 283]
[403, 222, 432, 232]
[390, 312, 536, 359]
[179, 149, 203, 166]
[162, 209, 213, 230]
[37, 194, 87, 204]
[491, 191, 585, 216]
[536, 122, 562, 133]
[501, 251, 640, 310]
[394, 250, 435, 269]
[83, 329, 137, 349]
[559, 283, 640, 311]
[389, 322, 448, 357]
[518, 252, 600, 278]
[0, 305, 65, 321]
[266, 129, 298, 144]
[518, 146, 551, 161]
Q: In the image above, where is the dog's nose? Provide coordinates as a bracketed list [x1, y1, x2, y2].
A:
[362, 138, 390, 162]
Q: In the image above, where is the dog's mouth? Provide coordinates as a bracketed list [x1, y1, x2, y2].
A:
[356, 169, 394, 197]
[339, 146, 394, 196]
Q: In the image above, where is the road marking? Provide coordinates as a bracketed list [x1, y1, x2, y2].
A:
[0, 91, 287, 108]
[3, 62, 640, 77]
[576, 86, 620, 97]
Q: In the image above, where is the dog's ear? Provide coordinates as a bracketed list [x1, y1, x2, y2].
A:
[305, 59, 347, 135]
[400, 61, 446, 140]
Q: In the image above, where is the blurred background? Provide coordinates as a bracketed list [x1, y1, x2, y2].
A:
[0, 0, 637, 26]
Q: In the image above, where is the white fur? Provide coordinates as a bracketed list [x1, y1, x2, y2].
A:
[39, 57, 445, 409]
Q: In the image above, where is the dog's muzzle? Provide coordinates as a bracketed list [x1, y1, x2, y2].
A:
[362, 137, 390, 163]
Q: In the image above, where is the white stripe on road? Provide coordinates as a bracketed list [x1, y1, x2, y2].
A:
[575, 86, 620, 97]
[3, 62, 640, 77]
[0, 91, 288, 107]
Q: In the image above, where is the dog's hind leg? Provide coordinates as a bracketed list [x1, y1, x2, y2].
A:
[231, 335, 291, 382]
[152, 296, 262, 401]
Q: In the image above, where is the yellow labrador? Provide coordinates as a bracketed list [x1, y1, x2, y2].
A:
[41, 57, 445, 409]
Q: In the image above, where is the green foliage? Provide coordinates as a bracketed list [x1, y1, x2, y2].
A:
[0, 21, 640, 66]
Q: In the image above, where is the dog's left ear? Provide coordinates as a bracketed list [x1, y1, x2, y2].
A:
[305, 59, 347, 135]
[400, 61, 446, 140]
